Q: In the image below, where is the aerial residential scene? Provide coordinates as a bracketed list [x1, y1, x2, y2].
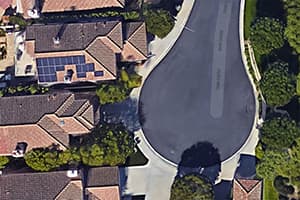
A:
[0, 0, 299, 199]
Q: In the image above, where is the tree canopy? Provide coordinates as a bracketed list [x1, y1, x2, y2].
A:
[0, 156, 9, 169]
[260, 118, 300, 150]
[80, 125, 134, 167]
[144, 9, 175, 38]
[260, 62, 295, 106]
[284, 0, 300, 54]
[96, 83, 128, 105]
[24, 148, 63, 171]
[170, 174, 214, 200]
[250, 17, 285, 55]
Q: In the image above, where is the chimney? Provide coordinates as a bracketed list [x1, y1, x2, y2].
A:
[53, 36, 60, 45]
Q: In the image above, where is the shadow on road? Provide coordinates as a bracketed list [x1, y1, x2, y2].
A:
[177, 141, 221, 183]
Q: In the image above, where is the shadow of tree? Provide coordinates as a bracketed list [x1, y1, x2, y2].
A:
[177, 141, 221, 183]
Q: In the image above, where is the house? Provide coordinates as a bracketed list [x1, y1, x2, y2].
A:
[0, 166, 120, 200]
[20, 0, 125, 18]
[23, 20, 148, 84]
[0, 92, 100, 156]
[0, 0, 12, 18]
[233, 178, 262, 200]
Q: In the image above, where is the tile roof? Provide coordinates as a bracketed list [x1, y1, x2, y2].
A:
[87, 167, 120, 187]
[87, 186, 120, 200]
[0, 124, 64, 155]
[25, 20, 147, 84]
[0, 93, 70, 125]
[26, 21, 120, 53]
[21, 0, 124, 18]
[0, 93, 96, 155]
[0, 0, 12, 10]
[0, 171, 78, 200]
[233, 179, 262, 200]
[55, 180, 83, 200]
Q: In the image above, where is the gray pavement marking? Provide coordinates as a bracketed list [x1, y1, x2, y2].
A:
[210, 0, 233, 119]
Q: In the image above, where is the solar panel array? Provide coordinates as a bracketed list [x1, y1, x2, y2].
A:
[36, 55, 101, 82]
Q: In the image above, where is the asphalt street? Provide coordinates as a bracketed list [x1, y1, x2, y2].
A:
[139, 0, 255, 164]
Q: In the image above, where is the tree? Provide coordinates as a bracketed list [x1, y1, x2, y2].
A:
[120, 69, 142, 89]
[144, 9, 175, 38]
[256, 150, 290, 179]
[260, 62, 295, 106]
[79, 144, 104, 166]
[260, 118, 300, 150]
[0, 156, 9, 169]
[284, 0, 300, 53]
[101, 129, 134, 166]
[96, 83, 128, 105]
[170, 174, 214, 200]
[250, 17, 285, 55]
[24, 148, 62, 171]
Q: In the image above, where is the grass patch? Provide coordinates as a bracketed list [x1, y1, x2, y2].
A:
[125, 146, 148, 166]
[263, 179, 278, 200]
[244, 0, 257, 39]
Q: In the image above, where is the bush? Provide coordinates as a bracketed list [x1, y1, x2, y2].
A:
[144, 9, 175, 38]
[9, 16, 27, 29]
[170, 174, 214, 200]
[274, 176, 295, 195]
[96, 83, 128, 105]
[260, 62, 295, 107]
[250, 17, 285, 55]
[0, 156, 9, 169]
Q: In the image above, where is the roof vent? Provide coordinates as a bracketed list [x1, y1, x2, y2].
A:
[59, 120, 65, 126]
[53, 36, 60, 45]
[12, 142, 27, 158]
[27, 9, 40, 19]
[67, 170, 78, 178]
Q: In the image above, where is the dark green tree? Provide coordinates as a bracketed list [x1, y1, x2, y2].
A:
[0, 156, 9, 169]
[250, 17, 285, 55]
[79, 144, 104, 166]
[144, 9, 175, 38]
[284, 0, 300, 53]
[260, 118, 300, 150]
[102, 129, 134, 166]
[170, 174, 214, 200]
[24, 148, 62, 171]
[256, 150, 290, 179]
[96, 83, 128, 105]
[260, 62, 295, 106]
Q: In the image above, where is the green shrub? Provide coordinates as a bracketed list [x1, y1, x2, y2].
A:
[0, 156, 9, 169]
[144, 9, 175, 38]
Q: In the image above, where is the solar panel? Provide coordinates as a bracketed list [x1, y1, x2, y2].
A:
[77, 72, 86, 78]
[56, 65, 65, 71]
[94, 71, 104, 77]
[86, 63, 95, 72]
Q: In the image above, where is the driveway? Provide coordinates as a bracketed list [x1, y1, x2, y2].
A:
[139, 0, 255, 165]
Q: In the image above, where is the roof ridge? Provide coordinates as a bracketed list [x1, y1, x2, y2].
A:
[54, 180, 82, 200]
[126, 41, 148, 59]
[107, 22, 123, 49]
[127, 22, 144, 41]
[55, 94, 74, 116]
[36, 121, 68, 149]
[127, 23, 148, 57]
[74, 101, 90, 116]
[85, 45, 117, 77]
[80, 105, 94, 127]
[235, 179, 261, 193]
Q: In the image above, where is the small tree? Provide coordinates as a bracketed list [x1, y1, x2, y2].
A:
[24, 148, 62, 171]
[250, 17, 285, 55]
[260, 62, 295, 107]
[0, 156, 9, 169]
[260, 117, 300, 150]
[170, 174, 214, 200]
[96, 83, 128, 105]
[284, 0, 300, 54]
[144, 9, 175, 38]
[79, 144, 104, 166]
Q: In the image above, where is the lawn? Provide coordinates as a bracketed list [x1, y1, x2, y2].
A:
[125, 146, 149, 166]
[263, 179, 278, 200]
[244, 0, 257, 39]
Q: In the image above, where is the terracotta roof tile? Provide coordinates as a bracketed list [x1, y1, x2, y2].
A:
[0, 125, 63, 155]
[122, 41, 147, 61]
[55, 180, 83, 200]
[233, 179, 262, 200]
[125, 22, 148, 58]
[87, 186, 120, 200]
[86, 38, 117, 76]
[0, 171, 77, 200]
